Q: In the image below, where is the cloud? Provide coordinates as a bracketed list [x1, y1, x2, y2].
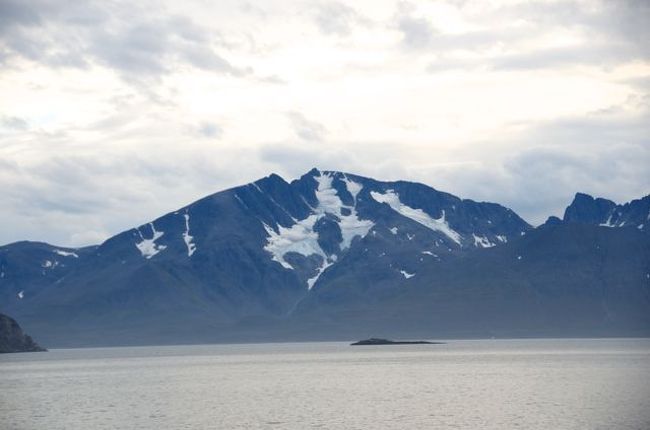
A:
[396, 15, 435, 49]
[396, 0, 650, 73]
[0, 0, 40, 29]
[69, 230, 110, 248]
[0, 0, 244, 81]
[0, 115, 28, 130]
[287, 112, 327, 142]
[0, 0, 648, 246]
[311, 2, 370, 36]
[197, 122, 223, 139]
[417, 106, 650, 225]
[0, 139, 262, 246]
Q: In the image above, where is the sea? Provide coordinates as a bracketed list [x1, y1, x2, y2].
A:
[1, 338, 649, 429]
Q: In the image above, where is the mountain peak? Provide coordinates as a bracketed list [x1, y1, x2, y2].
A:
[306, 167, 321, 176]
[563, 192, 649, 231]
[563, 192, 616, 224]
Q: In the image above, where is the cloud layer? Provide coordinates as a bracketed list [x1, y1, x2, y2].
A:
[0, 0, 648, 246]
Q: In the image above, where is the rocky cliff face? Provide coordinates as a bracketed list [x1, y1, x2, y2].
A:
[563, 192, 650, 231]
[0, 313, 45, 353]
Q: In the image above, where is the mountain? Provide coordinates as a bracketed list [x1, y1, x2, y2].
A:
[0, 169, 647, 346]
[0, 313, 45, 353]
[563, 192, 649, 231]
[0, 241, 95, 310]
[295, 222, 650, 338]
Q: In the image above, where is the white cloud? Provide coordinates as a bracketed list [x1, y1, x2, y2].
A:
[0, 0, 648, 246]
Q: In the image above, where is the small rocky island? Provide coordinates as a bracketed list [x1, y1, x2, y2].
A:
[0, 312, 46, 353]
[351, 338, 444, 346]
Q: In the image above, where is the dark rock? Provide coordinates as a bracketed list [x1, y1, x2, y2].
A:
[563, 192, 650, 231]
[0, 313, 46, 353]
[543, 216, 563, 226]
[351, 338, 443, 345]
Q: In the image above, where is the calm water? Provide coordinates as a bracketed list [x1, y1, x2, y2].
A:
[1, 339, 649, 430]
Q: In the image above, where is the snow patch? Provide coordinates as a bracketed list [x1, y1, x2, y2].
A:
[370, 190, 462, 245]
[17, 290, 24, 299]
[342, 175, 363, 202]
[307, 260, 333, 290]
[407, 233, 415, 241]
[55, 249, 78, 258]
[135, 223, 167, 259]
[263, 216, 323, 269]
[400, 270, 415, 279]
[315, 173, 374, 250]
[182, 212, 197, 257]
[496, 235, 508, 243]
[263, 172, 374, 287]
[234, 193, 248, 209]
[389, 227, 398, 235]
[599, 214, 615, 227]
[517, 255, 522, 260]
[472, 234, 496, 248]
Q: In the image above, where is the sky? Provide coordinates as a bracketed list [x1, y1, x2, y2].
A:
[0, 0, 648, 247]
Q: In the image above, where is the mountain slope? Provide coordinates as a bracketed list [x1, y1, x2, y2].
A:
[0, 169, 647, 346]
[294, 222, 650, 338]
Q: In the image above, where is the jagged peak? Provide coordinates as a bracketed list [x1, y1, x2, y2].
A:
[543, 216, 563, 227]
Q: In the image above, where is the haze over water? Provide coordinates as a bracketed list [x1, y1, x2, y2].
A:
[1, 338, 649, 430]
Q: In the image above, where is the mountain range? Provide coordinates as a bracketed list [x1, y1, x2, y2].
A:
[1, 168, 648, 347]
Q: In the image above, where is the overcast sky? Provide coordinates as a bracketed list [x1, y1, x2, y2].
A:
[1, 0, 648, 247]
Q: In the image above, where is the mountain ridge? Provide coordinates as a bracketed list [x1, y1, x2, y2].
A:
[1, 168, 648, 346]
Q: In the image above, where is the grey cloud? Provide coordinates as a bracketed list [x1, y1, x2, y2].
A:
[0, 115, 28, 130]
[394, 2, 524, 53]
[400, 0, 649, 72]
[179, 43, 240, 73]
[0, 144, 261, 246]
[259, 144, 328, 176]
[257, 74, 287, 84]
[421, 107, 650, 225]
[239, 2, 268, 19]
[505, 144, 648, 222]
[494, 0, 650, 66]
[427, 42, 647, 73]
[490, 44, 642, 71]
[312, 2, 369, 36]
[258, 141, 411, 185]
[397, 16, 435, 49]
[88, 17, 244, 80]
[0, 0, 40, 29]
[287, 112, 327, 142]
[0, 0, 244, 81]
[502, 0, 649, 56]
[197, 122, 223, 139]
